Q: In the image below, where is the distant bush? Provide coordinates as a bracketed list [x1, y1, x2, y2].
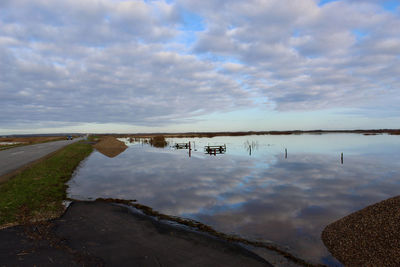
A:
[149, 136, 167, 148]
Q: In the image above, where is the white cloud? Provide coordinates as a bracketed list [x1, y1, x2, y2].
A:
[0, 40, 252, 126]
[183, 0, 400, 112]
[0, 0, 399, 132]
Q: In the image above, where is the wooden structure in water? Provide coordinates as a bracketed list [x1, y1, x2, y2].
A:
[175, 143, 190, 149]
[204, 144, 226, 155]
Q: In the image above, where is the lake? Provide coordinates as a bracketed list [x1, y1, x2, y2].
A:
[68, 134, 400, 265]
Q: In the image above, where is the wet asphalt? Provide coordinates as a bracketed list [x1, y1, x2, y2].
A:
[0, 201, 272, 266]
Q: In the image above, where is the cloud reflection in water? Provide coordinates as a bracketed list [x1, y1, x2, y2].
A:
[68, 135, 400, 265]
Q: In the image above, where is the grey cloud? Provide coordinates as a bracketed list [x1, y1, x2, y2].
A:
[1, 0, 179, 44]
[0, 40, 252, 126]
[0, 0, 256, 128]
[184, 0, 400, 114]
[1, 0, 399, 131]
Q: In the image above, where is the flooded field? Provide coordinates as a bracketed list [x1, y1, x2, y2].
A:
[68, 134, 400, 265]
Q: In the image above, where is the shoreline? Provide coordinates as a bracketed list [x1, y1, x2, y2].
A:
[0, 201, 274, 266]
[94, 198, 317, 267]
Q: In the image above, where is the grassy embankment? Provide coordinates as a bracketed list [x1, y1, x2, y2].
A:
[0, 141, 93, 227]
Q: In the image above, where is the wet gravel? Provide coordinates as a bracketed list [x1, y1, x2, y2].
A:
[322, 196, 400, 266]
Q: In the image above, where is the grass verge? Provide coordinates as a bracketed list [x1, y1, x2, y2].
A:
[0, 141, 93, 227]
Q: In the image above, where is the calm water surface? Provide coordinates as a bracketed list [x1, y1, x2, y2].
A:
[68, 134, 400, 265]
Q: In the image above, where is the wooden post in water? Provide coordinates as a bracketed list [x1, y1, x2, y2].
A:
[285, 148, 287, 159]
[341, 152, 343, 164]
[249, 145, 251, 156]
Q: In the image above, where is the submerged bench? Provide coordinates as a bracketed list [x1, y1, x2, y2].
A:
[204, 145, 226, 155]
[175, 143, 190, 149]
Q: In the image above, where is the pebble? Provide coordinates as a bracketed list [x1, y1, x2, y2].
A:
[321, 196, 400, 266]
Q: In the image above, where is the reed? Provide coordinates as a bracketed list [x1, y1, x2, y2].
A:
[149, 136, 168, 148]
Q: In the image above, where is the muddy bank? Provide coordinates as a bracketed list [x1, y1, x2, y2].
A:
[322, 195, 400, 266]
[0, 201, 272, 266]
[93, 136, 127, 158]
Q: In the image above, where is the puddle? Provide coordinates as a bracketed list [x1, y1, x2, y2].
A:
[68, 134, 400, 266]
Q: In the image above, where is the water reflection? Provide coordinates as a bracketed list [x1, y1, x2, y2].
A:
[93, 137, 128, 158]
[68, 134, 400, 265]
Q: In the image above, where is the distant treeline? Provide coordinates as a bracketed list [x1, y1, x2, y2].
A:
[3, 129, 400, 139]
[107, 129, 400, 138]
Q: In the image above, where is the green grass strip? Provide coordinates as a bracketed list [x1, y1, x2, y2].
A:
[0, 141, 93, 226]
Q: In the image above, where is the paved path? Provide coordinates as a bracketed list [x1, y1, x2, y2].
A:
[0, 138, 83, 183]
[0, 201, 272, 266]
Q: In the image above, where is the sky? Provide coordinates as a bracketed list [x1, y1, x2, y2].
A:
[0, 0, 399, 134]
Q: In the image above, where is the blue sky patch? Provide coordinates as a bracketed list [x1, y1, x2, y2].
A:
[179, 8, 205, 32]
[174, 8, 205, 47]
[382, 0, 400, 12]
[318, 0, 340, 7]
[352, 29, 368, 41]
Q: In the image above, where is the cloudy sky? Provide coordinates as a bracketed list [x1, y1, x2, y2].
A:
[1, 0, 399, 134]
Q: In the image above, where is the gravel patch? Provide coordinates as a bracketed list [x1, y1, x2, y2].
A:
[322, 196, 400, 266]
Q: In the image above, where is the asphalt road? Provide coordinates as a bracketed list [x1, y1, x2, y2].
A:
[0, 138, 83, 182]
